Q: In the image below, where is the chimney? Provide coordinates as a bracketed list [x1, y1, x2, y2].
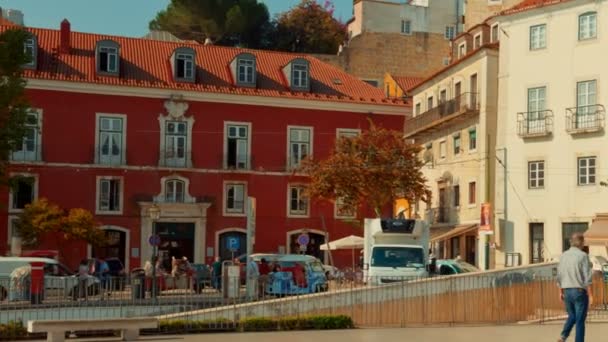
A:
[60, 19, 71, 54]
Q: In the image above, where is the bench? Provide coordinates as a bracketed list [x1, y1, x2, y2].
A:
[27, 317, 158, 342]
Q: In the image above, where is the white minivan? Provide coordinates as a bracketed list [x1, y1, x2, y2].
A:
[0, 257, 100, 301]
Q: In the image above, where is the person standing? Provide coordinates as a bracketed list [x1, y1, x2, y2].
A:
[557, 232, 593, 342]
[258, 258, 271, 297]
[98, 258, 110, 297]
[212, 257, 222, 291]
[246, 258, 260, 299]
[76, 260, 89, 300]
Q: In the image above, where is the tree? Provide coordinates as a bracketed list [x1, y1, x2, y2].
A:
[15, 198, 107, 248]
[0, 28, 31, 185]
[274, 0, 346, 54]
[300, 123, 431, 217]
[149, 0, 273, 48]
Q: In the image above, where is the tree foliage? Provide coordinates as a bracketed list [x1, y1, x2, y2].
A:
[149, 0, 273, 48]
[0, 28, 31, 185]
[300, 123, 431, 217]
[15, 198, 107, 247]
[275, 0, 346, 53]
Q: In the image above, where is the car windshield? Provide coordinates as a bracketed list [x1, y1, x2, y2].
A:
[371, 247, 424, 268]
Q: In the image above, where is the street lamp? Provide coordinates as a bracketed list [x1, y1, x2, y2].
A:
[148, 204, 161, 299]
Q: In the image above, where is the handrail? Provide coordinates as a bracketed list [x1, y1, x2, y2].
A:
[405, 92, 479, 137]
[516, 110, 553, 137]
[565, 104, 605, 133]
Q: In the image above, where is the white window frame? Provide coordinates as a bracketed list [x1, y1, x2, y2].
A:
[165, 179, 186, 203]
[224, 121, 252, 170]
[491, 23, 499, 42]
[458, 43, 466, 58]
[153, 174, 195, 203]
[223, 181, 247, 216]
[401, 20, 412, 35]
[237, 57, 256, 84]
[578, 156, 596, 186]
[334, 197, 356, 219]
[98, 46, 119, 74]
[292, 63, 309, 89]
[287, 126, 313, 170]
[468, 127, 477, 152]
[95, 113, 127, 166]
[473, 33, 482, 49]
[445, 26, 455, 40]
[528, 161, 545, 189]
[576, 80, 597, 129]
[8, 173, 39, 213]
[12, 109, 42, 162]
[578, 12, 597, 41]
[453, 133, 461, 155]
[24, 37, 36, 67]
[96, 176, 124, 215]
[176, 53, 195, 80]
[439, 140, 447, 159]
[529, 24, 546, 50]
[158, 114, 195, 168]
[287, 184, 309, 218]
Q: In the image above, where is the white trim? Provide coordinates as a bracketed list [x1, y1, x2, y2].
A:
[222, 181, 248, 217]
[215, 228, 247, 258]
[287, 183, 310, 218]
[223, 121, 252, 170]
[7, 215, 18, 245]
[438, 139, 447, 160]
[490, 23, 500, 42]
[94, 113, 127, 165]
[25, 79, 408, 116]
[86, 225, 131, 271]
[334, 198, 356, 219]
[11, 108, 43, 162]
[473, 33, 482, 49]
[154, 174, 196, 203]
[158, 113, 195, 168]
[458, 42, 466, 58]
[285, 229, 328, 262]
[336, 128, 361, 138]
[287, 125, 314, 170]
[95, 175, 124, 215]
[8, 172, 39, 213]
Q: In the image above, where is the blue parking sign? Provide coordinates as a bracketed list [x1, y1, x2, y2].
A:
[227, 237, 240, 252]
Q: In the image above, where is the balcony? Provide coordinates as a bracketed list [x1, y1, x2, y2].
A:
[159, 150, 192, 168]
[10, 144, 42, 163]
[565, 104, 605, 134]
[517, 110, 553, 138]
[405, 92, 480, 139]
[428, 207, 452, 225]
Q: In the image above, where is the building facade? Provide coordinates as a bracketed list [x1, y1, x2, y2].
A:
[407, 23, 500, 269]
[0, 21, 407, 271]
[495, 0, 608, 266]
[463, 0, 520, 30]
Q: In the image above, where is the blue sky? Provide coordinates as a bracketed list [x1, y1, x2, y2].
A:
[0, 0, 353, 37]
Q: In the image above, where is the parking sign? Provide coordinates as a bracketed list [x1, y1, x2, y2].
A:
[227, 237, 240, 252]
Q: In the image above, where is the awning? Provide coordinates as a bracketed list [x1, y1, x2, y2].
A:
[431, 224, 478, 242]
[585, 213, 608, 246]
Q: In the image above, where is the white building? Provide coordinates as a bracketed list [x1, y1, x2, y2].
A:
[0, 8, 24, 26]
[495, 0, 608, 267]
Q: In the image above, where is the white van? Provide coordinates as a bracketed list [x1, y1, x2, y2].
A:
[0, 257, 100, 301]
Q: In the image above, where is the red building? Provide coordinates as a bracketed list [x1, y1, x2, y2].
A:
[0, 21, 408, 270]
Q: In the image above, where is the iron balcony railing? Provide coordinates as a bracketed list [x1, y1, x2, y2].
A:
[565, 104, 605, 134]
[517, 110, 553, 138]
[428, 207, 451, 224]
[159, 150, 193, 168]
[405, 92, 480, 137]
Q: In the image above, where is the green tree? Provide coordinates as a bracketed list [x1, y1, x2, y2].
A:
[275, 0, 346, 54]
[300, 123, 431, 217]
[150, 0, 273, 48]
[0, 28, 31, 185]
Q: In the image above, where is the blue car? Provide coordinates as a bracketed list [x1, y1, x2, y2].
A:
[264, 255, 328, 296]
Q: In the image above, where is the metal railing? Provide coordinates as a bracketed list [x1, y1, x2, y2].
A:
[428, 207, 452, 224]
[565, 104, 606, 134]
[517, 110, 553, 138]
[405, 92, 479, 137]
[159, 150, 192, 168]
[220, 154, 255, 171]
[10, 144, 42, 163]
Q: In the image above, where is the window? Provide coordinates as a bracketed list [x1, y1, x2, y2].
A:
[474, 34, 481, 49]
[288, 127, 312, 168]
[12, 111, 40, 161]
[453, 134, 461, 155]
[97, 115, 124, 165]
[468, 128, 477, 150]
[579, 12, 597, 40]
[529, 24, 546, 50]
[578, 156, 596, 185]
[237, 58, 255, 85]
[427, 96, 433, 110]
[439, 141, 446, 159]
[226, 123, 250, 169]
[24, 37, 36, 67]
[164, 121, 187, 167]
[225, 183, 246, 214]
[528, 161, 545, 189]
[335, 197, 355, 218]
[165, 179, 185, 203]
[401, 20, 412, 35]
[445, 26, 455, 40]
[576, 80, 597, 129]
[96, 41, 119, 74]
[292, 63, 309, 89]
[562, 222, 588, 251]
[415, 103, 421, 115]
[453, 185, 460, 207]
[11, 176, 35, 211]
[288, 185, 309, 216]
[491, 24, 499, 42]
[458, 43, 466, 58]
[527, 87, 546, 133]
[98, 178, 121, 213]
[530, 223, 544, 264]
[450, 236, 460, 259]
[468, 182, 476, 205]
[176, 53, 195, 80]
[439, 89, 447, 104]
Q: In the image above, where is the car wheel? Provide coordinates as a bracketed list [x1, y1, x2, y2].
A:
[0, 286, 7, 301]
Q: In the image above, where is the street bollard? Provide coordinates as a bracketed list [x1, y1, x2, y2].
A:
[30, 261, 44, 305]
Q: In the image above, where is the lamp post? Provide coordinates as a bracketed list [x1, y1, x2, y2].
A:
[148, 204, 161, 299]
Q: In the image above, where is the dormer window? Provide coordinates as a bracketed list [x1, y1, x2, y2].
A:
[96, 40, 120, 75]
[230, 53, 256, 87]
[172, 47, 196, 82]
[23, 36, 37, 69]
[283, 58, 311, 92]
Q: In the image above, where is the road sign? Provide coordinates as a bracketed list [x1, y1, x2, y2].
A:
[299, 244, 308, 252]
[148, 234, 161, 247]
[297, 233, 310, 246]
[227, 237, 240, 252]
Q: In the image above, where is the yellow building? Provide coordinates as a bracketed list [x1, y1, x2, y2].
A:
[384, 74, 423, 98]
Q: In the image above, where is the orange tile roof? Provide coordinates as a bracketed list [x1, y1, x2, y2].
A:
[0, 24, 407, 107]
[0, 17, 18, 26]
[391, 76, 424, 93]
[499, 0, 573, 16]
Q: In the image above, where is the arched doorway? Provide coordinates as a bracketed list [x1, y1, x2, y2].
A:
[287, 230, 327, 262]
[91, 226, 129, 270]
[218, 230, 247, 261]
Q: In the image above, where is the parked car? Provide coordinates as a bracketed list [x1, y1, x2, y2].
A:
[434, 259, 480, 276]
[265, 254, 328, 296]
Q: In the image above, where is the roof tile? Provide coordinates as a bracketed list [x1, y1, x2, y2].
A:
[500, 0, 573, 16]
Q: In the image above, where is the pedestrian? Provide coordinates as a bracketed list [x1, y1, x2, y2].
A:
[246, 258, 260, 299]
[97, 258, 110, 297]
[258, 258, 271, 297]
[212, 257, 222, 291]
[77, 259, 89, 300]
[557, 232, 593, 342]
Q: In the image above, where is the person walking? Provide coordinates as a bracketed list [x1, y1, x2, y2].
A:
[557, 232, 593, 342]
[76, 260, 89, 301]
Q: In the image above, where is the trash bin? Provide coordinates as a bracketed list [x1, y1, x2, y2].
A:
[131, 270, 145, 300]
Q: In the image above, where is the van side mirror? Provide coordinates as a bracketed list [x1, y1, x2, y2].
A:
[363, 263, 369, 270]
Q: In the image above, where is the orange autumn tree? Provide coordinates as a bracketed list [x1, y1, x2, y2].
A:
[15, 198, 106, 247]
[300, 123, 430, 218]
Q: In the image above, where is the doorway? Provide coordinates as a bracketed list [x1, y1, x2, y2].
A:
[155, 222, 195, 270]
[288, 231, 326, 262]
[92, 228, 127, 267]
